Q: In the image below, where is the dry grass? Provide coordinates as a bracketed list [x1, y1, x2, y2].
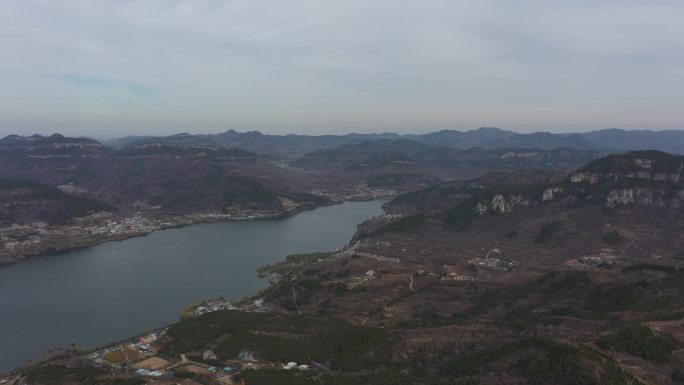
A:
[104, 346, 140, 364]
[173, 363, 209, 375]
[133, 356, 171, 370]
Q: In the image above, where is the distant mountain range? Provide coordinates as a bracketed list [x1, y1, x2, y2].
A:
[0, 128, 682, 226]
[0, 133, 325, 221]
[104, 127, 684, 159]
[292, 139, 599, 191]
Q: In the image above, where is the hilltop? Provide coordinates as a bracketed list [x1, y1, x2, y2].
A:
[352, 151, 684, 270]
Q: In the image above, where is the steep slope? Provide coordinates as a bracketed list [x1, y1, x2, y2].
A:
[0, 134, 328, 215]
[293, 139, 599, 195]
[385, 150, 684, 215]
[358, 151, 684, 270]
[0, 178, 113, 226]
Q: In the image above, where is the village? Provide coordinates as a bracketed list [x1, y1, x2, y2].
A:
[0, 297, 324, 385]
[0, 212, 160, 261]
[308, 184, 397, 202]
[82, 295, 325, 385]
[0, 206, 303, 267]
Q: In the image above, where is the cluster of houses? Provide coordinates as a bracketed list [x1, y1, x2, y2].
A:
[468, 255, 518, 272]
[442, 272, 476, 281]
[0, 232, 41, 250]
[441, 265, 476, 281]
[135, 368, 165, 377]
[194, 299, 237, 317]
[343, 270, 378, 289]
[86, 329, 166, 368]
[566, 253, 619, 268]
[0, 213, 158, 254]
[84, 214, 158, 236]
[309, 184, 396, 202]
[282, 361, 309, 371]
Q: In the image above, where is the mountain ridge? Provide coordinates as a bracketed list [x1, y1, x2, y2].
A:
[93, 127, 684, 159]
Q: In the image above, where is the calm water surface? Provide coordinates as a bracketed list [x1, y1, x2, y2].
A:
[0, 200, 384, 372]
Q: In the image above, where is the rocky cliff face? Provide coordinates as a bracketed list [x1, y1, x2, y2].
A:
[467, 153, 684, 216]
[572, 151, 684, 184]
[476, 193, 534, 214]
[0, 134, 106, 156]
[570, 171, 682, 184]
[472, 183, 683, 215]
[387, 152, 684, 219]
[567, 152, 684, 209]
[603, 187, 683, 209]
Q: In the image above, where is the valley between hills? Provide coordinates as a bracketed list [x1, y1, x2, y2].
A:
[2, 128, 684, 385]
[0, 128, 603, 265]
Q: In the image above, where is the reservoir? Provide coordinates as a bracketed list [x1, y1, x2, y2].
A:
[0, 200, 385, 372]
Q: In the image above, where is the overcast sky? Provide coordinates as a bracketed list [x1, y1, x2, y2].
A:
[1, 1, 683, 137]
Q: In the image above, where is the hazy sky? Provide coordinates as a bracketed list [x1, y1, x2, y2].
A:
[1, 1, 683, 137]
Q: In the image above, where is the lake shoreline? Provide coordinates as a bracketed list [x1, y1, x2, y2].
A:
[0, 200, 387, 373]
[0, 201, 336, 268]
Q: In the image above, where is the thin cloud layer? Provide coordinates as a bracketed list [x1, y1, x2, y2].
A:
[0, 0, 682, 136]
